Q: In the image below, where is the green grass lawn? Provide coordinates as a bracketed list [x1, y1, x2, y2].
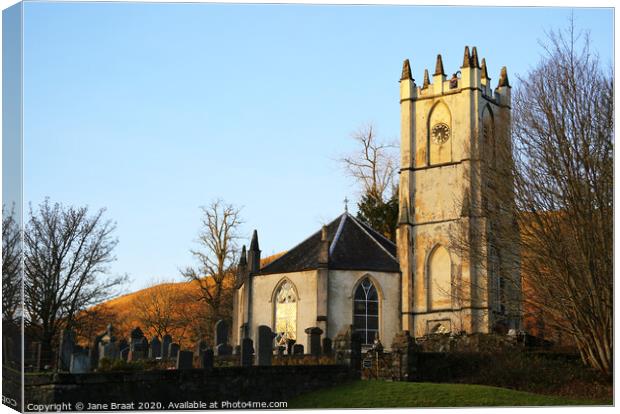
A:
[288, 381, 611, 408]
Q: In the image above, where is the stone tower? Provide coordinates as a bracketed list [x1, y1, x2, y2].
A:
[396, 47, 520, 337]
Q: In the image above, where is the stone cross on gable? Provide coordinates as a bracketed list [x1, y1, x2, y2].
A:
[344, 197, 349, 212]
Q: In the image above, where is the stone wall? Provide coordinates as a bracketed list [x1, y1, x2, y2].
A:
[25, 365, 357, 409]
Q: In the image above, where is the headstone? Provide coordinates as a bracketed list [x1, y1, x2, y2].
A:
[214, 320, 229, 347]
[286, 339, 296, 355]
[216, 343, 232, 356]
[141, 337, 149, 355]
[293, 344, 304, 355]
[233, 345, 241, 355]
[98, 324, 119, 362]
[117, 339, 129, 354]
[200, 349, 214, 370]
[90, 333, 104, 368]
[57, 329, 76, 371]
[195, 340, 208, 357]
[120, 348, 129, 362]
[305, 327, 323, 357]
[70, 350, 91, 374]
[161, 335, 172, 359]
[240, 338, 254, 367]
[322, 337, 333, 356]
[176, 350, 193, 370]
[99, 341, 119, 361]
[128, 327, 146, 361]
[149, 337, 161, 359]
[256, 325, 275, 366]
[169, 343, 180, 359]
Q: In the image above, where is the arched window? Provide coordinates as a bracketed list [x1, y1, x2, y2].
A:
[274, 280, 297, 347]
[428, 245, 452, 310]
[353, 277, 379, 345]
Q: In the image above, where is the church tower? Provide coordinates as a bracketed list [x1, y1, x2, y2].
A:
[397, 47, 520, 337]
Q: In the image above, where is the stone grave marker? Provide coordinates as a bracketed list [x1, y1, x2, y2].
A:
[70, 350, 91, 374]
[200, 349, 214, 370]
[305, 327, 323, 357]
[176, 350, 193, 370]
[148, 337, 161, 359]
[293, 344, 304, 355]
[57, 329, 76, 371]
[240, 338, 254, 367]
[256, 325, 275, 366]
[169, 343, 180, 359]
[322, 337, 333, 356]
[161, 334, 172, 358]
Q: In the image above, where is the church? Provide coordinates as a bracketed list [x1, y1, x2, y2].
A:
[232, 47, 521, 350]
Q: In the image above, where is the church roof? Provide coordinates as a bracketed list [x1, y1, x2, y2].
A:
[257, 212, 400, 275]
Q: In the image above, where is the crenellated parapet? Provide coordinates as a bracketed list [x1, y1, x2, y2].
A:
[399, 46, 511, 108]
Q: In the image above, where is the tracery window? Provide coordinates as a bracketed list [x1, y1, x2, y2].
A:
[353, 277, 379, 345]
[274, 280, 297, 347]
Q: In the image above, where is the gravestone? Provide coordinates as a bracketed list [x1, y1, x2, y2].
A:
[57, 329, 76, 371]
[195, 340, 208, 357]
[256, 325, 275, 366]
[292, 344, 304, 355]
[161, 335, 172, 359]
[141, 337, 149, 355]
[90, 333, 104, 368]
[214, 320, 229, 347]
[233, 345, 241, 356]
[286, 339, 296, 355]
[98, 324, 119, 361]
[120, 348, 129, 362]
[169, 343, 180, 359]
[240, 338, 254, 367]
[216, 343, 232, 356]
[176, 350, 193, 370]
[277, 346, 285, 357]
[70, 350, 91, 374]
[305, 327, 323, 357]
[214, 320, 233, 355]
[322, 337, 333, 356]
[117, 339, 129, 354]
[200, 349, 214, 370]
[149, 337, 161, 359]
[128, 327, 146, 361]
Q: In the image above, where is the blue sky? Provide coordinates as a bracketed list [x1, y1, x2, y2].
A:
[18, 2, 613, 294]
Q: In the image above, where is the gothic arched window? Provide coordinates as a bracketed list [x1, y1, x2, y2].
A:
[274, 280, 297, 347]
[353, 277, 379, 345]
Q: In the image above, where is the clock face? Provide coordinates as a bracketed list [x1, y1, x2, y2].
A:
[431, 123, 451, 145]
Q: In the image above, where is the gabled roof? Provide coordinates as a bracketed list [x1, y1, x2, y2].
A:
[257, 213, 400, 275]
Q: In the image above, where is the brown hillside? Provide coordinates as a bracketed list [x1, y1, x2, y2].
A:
[78, 252, 285, 348]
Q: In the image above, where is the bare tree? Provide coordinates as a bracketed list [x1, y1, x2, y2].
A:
[339, 123, 398, 202]
[451, 23, 612, 376]
[512, 25, 612, 376]
[2, 205, 22, 323]
[24, 199, 127, 366]
[133, 280, 195, 342]
[73, 304, 120, 346]
[181, 199, 242, 330]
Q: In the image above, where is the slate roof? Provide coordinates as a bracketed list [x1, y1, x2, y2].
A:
[257, 213, 400, 275]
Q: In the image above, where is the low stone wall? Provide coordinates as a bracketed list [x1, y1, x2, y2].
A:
[25, 365, 357, 410]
